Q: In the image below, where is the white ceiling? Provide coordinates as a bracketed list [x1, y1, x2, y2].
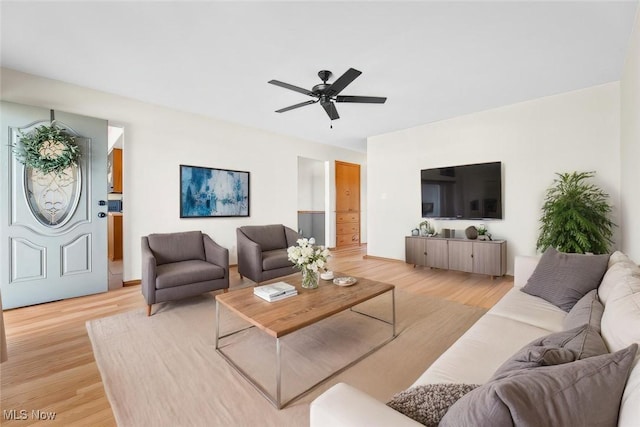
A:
[1, 1, 637, 152]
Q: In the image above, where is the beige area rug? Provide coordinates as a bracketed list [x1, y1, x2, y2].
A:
[86, 289, 486, 427]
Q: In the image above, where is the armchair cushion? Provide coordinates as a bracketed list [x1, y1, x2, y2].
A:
[239, 225, 288, 252]
[155, 260, 225, 290]
[147, 231, 205, 265]
[262, 249, 293, 271]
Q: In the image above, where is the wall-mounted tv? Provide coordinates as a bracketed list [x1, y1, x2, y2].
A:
[421, 161, 502, 219]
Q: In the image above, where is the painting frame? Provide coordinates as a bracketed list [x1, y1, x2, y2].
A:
[180, 164, 250, 218]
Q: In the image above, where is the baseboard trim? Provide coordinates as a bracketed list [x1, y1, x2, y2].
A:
[363, 254, 405, 263]
[123, 279, 141, 287]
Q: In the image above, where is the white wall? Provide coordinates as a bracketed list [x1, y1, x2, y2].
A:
[0, 68, 366, 281]
[367, 83, 621, 274]
[620, 8, 640, 263]
[297, 157, 325, 211]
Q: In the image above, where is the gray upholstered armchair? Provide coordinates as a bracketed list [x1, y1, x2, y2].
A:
[141, 230, 229, 316]
[236, 224, 300, 284]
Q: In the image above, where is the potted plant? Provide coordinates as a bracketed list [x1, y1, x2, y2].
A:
[536, 171, 615, 254]
[476, 224, 492, 240]
[419, 220, 435, 236]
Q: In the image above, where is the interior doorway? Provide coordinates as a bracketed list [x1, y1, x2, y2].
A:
[107, 125, 124, 289]
[297, 157, 328, 246]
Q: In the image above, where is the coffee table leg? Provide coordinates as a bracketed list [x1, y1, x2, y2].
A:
[215, 299, 220, 350]
[276, 338, 282, 408]
[392, 288, 396, 337]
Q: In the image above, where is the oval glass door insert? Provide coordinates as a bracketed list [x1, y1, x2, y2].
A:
[24, 165, 82, 228]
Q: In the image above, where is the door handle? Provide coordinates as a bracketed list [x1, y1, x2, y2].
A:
[98, 212, 107, 218]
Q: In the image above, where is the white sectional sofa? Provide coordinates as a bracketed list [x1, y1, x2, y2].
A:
[310, 252, 640, 426]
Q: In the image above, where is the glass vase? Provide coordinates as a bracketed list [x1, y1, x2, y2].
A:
[301, 268, 319, 289]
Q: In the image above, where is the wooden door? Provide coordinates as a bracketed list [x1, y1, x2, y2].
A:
[335, 161, 360, 247]
[473, 241, 506, 277]
[448, 240, 473, 273]
[426, 239, 449, 269]
[405, 237, 426, 267]
[108, 148, 123, 193]
[0, 102, 109, 309]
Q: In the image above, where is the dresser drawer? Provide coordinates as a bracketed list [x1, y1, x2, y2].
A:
[336, 213, 359, 223]
[336, 223, 359, 235]
[337, 233, 360, 246]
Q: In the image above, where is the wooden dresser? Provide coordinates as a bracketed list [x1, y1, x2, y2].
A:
[108, 212, 123, 261]
[335, 161, 360, 248]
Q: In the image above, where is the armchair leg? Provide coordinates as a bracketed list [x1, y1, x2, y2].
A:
[223, 288, 229, 293]
[239, 274, 243, 279]
[147, 304, 152, 317]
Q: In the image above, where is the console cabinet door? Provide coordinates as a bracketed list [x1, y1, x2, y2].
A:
[426, 239, 449, 269]
[473, 241, 506, 276]
[405, 237, 426, 266]
[448, 240, 473, 273]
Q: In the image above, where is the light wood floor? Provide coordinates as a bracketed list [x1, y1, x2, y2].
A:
[0, 245, 513, 426]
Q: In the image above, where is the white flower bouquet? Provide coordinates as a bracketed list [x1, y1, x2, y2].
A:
[287, 238, 331, 288]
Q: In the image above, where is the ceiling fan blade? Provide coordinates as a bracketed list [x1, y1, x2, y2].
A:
[325, 68, 362, 97]
[275, 100, 317, 113]
[336, 95, 387, 104]
[321, 100, 340, 120]
[268, 79, 314, 96]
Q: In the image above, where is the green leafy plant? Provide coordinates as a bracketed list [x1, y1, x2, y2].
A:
[536, 171, 615, 254]
[419, 220, 434, 235]
[13, 125, 80, 175]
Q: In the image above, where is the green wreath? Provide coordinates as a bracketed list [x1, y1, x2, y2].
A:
[14, 125, 80, 175]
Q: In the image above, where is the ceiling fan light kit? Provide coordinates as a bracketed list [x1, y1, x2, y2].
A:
[268, 68, 387, 122]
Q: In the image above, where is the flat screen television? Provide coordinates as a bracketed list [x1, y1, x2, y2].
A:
[421, 161, 502, 219]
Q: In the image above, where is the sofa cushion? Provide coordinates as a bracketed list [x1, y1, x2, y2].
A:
[492, 324, 608, 380]
[601, 272, 640, 353]
[521, 247, 609, 311]
[412, 313, 555, 387]
[440, 344, 638, 427]
[563, 289, 604, 332]
[262, 249, 293, 271]
[386, 384, 479, 427]
[240, 225, 287, 252]
[599, 262, 640, 305]
[608, 250, 636, 268]
[619, 362, 640, 427]
[155, 260, 225, 289]
[488, 287, 566, 332]
[148, 231, 205, 265]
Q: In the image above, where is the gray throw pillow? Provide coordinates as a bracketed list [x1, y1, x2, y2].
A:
[491, 324, 608, 380]
[440, 344, 638, 427]
[386, 383, 479, 426]
[522, 247, 609, 311]
[563, 289, 604, 332]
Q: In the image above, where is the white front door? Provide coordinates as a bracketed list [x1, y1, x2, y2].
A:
[0, 102, 108, 309]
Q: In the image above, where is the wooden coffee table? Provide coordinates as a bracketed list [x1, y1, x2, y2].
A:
[215, 273, 395, 408]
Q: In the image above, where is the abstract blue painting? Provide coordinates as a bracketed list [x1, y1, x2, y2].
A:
[180, 165, 250, 217]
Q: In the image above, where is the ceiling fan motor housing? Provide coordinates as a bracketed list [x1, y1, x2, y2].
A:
[318, 70, 332, 83]
[312, 83, 331, 95]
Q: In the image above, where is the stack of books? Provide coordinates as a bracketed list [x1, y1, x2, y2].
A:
[253, 282, 297, 302]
